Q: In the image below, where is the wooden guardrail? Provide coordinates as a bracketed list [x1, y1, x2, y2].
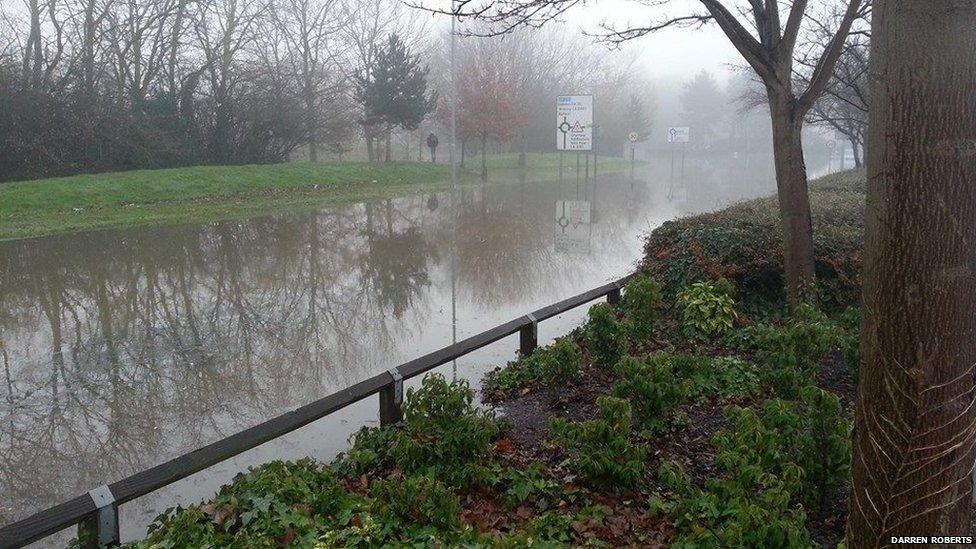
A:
[0, 275, 632, 548]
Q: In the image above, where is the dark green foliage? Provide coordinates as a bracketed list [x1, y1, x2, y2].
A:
[584, 302, 626, 367]
[135, 459, 356, 547]
[666, 354, 761, 401]
[725, 303, 851, 399]
[484, 462, 568, 509]
[357, 34, 436, 133]
[483, 337, 582, 395]
[715, 388, 851, 512]
[347, 373, 502, 486]
[675, 280, 737, 338]
[654, 460, 812, 548]
[612, 355, 688, 433]
[369, 475, 460, 531]
[618, 275, 663, 342]
[537, 337, 583, 386]
[549, 397, 647, 489]
[639, 170, 864, 313]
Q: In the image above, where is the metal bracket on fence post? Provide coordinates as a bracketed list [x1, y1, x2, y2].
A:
[520, 313, 538, 357]
[607, 281, 623, 305]
[379, 368, 404, 427]
[78, 485, 119, 548]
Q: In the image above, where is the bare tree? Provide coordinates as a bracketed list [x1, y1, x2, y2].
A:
[270, 0, 347, 161]
[800, 4, 870, 167]
[847, 0, 976, 543]
[424, 0, 865, 303]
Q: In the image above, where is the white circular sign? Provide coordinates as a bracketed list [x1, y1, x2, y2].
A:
[628, 131, 639, 143]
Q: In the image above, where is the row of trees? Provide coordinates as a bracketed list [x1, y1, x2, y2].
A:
[1, 0, 659, 181]
[0, 0, 435, 181]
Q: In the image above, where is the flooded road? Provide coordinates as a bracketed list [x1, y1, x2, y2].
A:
[0, 153, 800, 544]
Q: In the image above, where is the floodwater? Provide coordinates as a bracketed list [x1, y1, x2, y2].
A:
[0, 152, 813, 545]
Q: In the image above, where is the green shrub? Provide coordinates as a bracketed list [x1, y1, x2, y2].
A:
[714, 387, 851, 512]
[347, 373, 502, 486]
[612, 355, 688, 433]
[369, 475, 460, 531]
[135, 459, 355, 547]
[669, 355, 761, 401]
[537, 337, 583, 386]
[725, 303, 851, 398]
[675, 280, 737, 338]
[618, 275, 663, 342]
[584, 302, 626, 367]
[549, 396, 647, 489]
[483, 337, 582, 395]
[654, 460, 812, 549]
[485, 462, 567, 509]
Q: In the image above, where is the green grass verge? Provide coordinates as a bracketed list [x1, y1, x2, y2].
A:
[0, 154, 636, 240]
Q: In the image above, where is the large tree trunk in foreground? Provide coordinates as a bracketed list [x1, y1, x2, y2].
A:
[769, 94, 817, 304]
[847, 2, 976, 545]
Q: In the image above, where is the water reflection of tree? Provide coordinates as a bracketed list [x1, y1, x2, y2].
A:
[361, 200, 439, 318]
[0, 197, 439, 523]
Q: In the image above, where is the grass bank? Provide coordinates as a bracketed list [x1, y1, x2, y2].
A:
[0, 162, 458, 240]
[108, 170, 868, 548]
[0, 153, 637, 240]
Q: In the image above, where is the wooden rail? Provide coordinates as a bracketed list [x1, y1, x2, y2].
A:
[0, 275, 632, 548]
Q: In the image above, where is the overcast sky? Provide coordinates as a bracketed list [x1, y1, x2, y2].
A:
[568, 0, 742, 84]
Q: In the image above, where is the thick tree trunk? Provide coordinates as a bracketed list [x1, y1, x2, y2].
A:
[769, 94, 817, 304]
[847, 2, 976, 545]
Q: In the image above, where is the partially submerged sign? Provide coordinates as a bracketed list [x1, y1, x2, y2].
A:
[667, 127, 690, 144]
[556, 96, 593, 151]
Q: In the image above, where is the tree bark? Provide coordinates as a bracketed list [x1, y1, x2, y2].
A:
[769, 92, 817, 304]
[847, 1, 976, 545]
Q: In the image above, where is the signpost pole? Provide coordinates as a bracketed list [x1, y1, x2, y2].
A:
[669, 142, 675, 200]
[681, 142, 686, 188]
[559, 151, 563, 182]
[592, 126, 598, 184]
[630, 145, 634, 180]
[576, 153, 580, 186]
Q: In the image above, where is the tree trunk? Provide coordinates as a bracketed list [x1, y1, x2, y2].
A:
[460, 139, 466, 168]
[769, 93, 817, 304]
[847, 1, 976, 545]
[366, 134, 374, 162]
[385, 129, 391, 163]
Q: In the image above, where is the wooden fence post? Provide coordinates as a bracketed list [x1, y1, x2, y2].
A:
[77, 486, 119, 548]
[519, 314, 538, 357]
[379, 368, 404, 426]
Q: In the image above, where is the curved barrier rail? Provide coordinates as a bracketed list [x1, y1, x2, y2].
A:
[0, 275, 632, 548]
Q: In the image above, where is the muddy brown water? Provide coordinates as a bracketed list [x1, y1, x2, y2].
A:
[0, 155, 803, 545]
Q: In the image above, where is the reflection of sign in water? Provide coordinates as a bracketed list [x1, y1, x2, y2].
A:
[554, 200, 591, 253]
[556, 96, 593, 151]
